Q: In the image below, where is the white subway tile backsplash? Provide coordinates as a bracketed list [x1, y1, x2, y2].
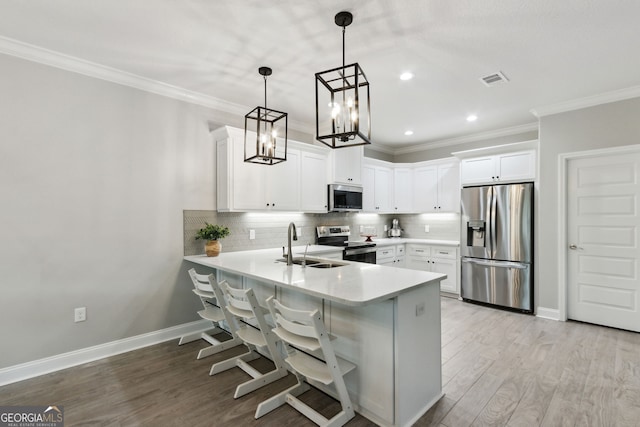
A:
[183, 210, 460, 255]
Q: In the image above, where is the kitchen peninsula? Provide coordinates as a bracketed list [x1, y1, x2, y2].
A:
[185, 247, 445, 427]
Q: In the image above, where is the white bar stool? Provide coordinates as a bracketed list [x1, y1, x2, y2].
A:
[257, 296, 356, 427]
[209, 282, 289, 398]
[178, 269, 242, 359]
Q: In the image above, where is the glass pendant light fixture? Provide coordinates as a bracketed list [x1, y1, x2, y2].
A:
[315, 11, 371, 148]
[244, 66, 288, 165]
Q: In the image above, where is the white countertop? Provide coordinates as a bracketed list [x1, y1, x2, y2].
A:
[368, 238, 460, 247]
[184, 247, 445, 307]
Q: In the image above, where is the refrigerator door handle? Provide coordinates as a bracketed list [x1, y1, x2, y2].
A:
[462, 258, 529, 269]
[485, 187, 493, 254]
[490, 187, 497, 257]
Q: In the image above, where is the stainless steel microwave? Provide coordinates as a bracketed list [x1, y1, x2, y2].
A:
[328, 184, 363, 212]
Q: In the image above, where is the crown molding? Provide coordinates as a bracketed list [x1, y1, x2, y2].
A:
[0, 36, 312, 132]
[365, 143, 395, 155]
[531, 85, 640, 118]
[392, 122, 539, 155]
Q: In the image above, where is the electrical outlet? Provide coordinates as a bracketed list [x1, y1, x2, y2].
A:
[383, 225, 388, 231]
[415, 302, 425, 317]
[424, 225, 430, 233]
[249, 229, 255, 240]
[74, 307, 86, 323]
[298, 227, 302, 237]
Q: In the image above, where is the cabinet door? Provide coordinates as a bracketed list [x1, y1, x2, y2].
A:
[460, 156, 496, 185]
[231, 139, 267, 210]
[431, 257, 458, 294]
[497, 151, 535, 182]
[393, 168, 413, 213]
[376, 246, 396, 265]
[362, 165, 376, 212]
[406, 256, 431, 271]
[300, 151, 328, 212]
[413, 166, 438, 212]
[374, 166, 393, 212]
[268, 149, 300, 210]
[332, 146, 363, 184]
[437, 163, 460, 212]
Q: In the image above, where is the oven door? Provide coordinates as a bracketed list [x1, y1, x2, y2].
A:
[343, 247, 376, 264]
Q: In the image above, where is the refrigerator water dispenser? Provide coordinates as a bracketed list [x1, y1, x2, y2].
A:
[466, 220, 485, 247]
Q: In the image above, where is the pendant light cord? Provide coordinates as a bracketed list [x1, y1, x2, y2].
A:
[342, 25, 346, 68]
[264, 75, 268, 109]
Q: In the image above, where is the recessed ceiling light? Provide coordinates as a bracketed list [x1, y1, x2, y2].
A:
[404, 130, 414, 136]
[400, 72, 414, 81]
[466, 114, 478, 122]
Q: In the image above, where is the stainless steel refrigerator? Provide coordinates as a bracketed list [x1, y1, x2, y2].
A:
[460, 182, 533, 313]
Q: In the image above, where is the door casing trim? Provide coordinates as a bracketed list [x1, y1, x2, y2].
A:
[558, 144, 640, 322]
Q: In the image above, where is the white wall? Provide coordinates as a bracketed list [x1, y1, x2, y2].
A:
[538, 97, 640, 310]
[0, 53, 224, 368]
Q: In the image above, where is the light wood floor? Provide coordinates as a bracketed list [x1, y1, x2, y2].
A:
[1, 297, 639, 426]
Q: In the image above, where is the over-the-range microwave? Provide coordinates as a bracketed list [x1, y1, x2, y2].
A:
[328, 184, 363, 212]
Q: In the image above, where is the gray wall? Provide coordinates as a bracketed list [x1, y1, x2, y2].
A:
[0, 53, 230, 368]
[537, 97, 640, 310]
[364, 147, 394, 162]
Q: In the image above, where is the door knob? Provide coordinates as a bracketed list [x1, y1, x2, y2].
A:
[569, 244, 583, 250]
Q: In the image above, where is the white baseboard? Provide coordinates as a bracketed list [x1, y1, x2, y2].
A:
[0, 319, 211, 387]
[536, 307, 561, 321]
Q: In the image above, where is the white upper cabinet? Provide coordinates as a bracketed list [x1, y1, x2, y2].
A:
[459, 149, 536, 185]
[266, 149, 300, 210]
[437, 162, 461, 212]
[413, 160, 460, 213]
[300, 150, 329, 212]
[413, 165, 437, 212]
[363, 161, 393, 213]
[392, 167, 413, 213]
[214, 126, 323, 212]
[331, 146, 363, 185]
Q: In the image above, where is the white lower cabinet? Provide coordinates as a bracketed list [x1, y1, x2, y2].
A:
[406, 244, 459, 294]
[376, 244, 405, 267]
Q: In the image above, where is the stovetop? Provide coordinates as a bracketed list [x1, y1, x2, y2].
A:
[316, 225, 376, 249]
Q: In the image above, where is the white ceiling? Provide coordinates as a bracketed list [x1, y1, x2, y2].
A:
[1, 0, 640, 151]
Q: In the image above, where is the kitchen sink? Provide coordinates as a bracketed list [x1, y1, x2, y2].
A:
[276, 257, 347, 268]
[307, 262, 345, 268]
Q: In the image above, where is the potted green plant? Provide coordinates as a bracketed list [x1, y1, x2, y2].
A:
[195, 223, 230, 257]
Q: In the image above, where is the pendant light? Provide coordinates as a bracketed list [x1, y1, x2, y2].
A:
[244, 66, 288, 165]
[315, 11, 371, 148]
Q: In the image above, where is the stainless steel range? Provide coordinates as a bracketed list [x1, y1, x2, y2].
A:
[316, 225, 377, 264]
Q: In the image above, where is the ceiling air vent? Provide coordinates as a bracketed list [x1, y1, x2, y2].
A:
[480, 71, 509, 87]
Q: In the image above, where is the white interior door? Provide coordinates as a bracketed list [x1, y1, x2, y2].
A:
[567, 151, 640, 331]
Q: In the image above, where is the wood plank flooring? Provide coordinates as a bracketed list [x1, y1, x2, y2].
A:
[1, 297, 639, 426]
